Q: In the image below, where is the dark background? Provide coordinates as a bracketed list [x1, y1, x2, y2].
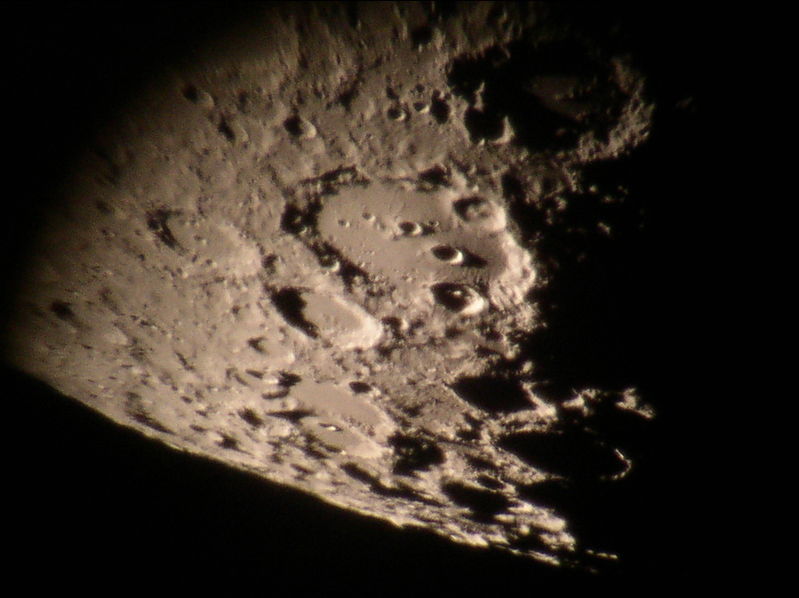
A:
[1, 1, 713, 585]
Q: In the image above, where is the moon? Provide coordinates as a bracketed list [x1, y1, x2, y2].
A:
[1, 1, 708, 579]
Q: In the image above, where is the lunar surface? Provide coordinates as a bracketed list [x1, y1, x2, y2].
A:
[2, 2, 679, 572]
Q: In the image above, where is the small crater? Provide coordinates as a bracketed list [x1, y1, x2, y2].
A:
[431, 245, 463, 264]
[182, 84, 198, 102]
[146, 209, 180, 250]
[419, 165, 449, 187]
[318, 422, 341, 432]
[303, 446, 329, 460]
[506, 532, 553, 554]
[462, 251, 488, 268]
[292, 464, 313, 476]
[486, 3, 507, 25]
[280, 204, 315, 236]
[381, 316, 406, 337]
[431, 283, 485, 315]
[445, 326, 461, 338]
[339, 259, 369, 289]
[283, 116, 303, 136]
[498, 429, 622, 481]
[247, 337, 267, 353]
[345, 3, 360, 29]
[309, 242, 368, 289]
[342, 462, 375, 485]
[398, 221, 424, 237]
[175, 352, 195, 371]
[261, 389, 290, 400]
[130, 411, 173, 434]
[410, 25, 433, 48]
[318, 251, 339, 270]
[270, 288, 319, 339]
[476, 475, 504, 490]
[239, 409, 263, 428]
[481, 327, 503, 341]
[372, 481, 431, 502]
[311, 241, 368, 289]
[402, 404, 422, 417]
[516, 479, 571, 510]
[129, 341, 148, 363]
[316, 165, 368, 191]
[226, 367, 249, 386]
[262, 254, 279, 272]
[217, 118, 235, 142]
[426, 1, 458, 21]
[390, 433, 445, 475]
[464, 107, 504, 142]
[337, 85, 358, 110]
[269, 409, 314, 423]
[501, 172, 527, 203]
[387, 106, 405, 121]
[430, 95, 450, 124]
[451, 376, 531, 413]
[466, 455, 495, 470]
[456, 428, 480, 441]
[218, 434, 240, 450]
[453, 196, 494, 222]
[278, 371, 302, 387]
[343, 463, 435, 504]
[349, 381, 372, 394]
[50, 301, 75, 321]
[441, 481, 510, 522]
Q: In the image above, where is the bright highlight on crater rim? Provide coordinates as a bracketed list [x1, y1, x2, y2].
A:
[4, 2, 657, 569]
